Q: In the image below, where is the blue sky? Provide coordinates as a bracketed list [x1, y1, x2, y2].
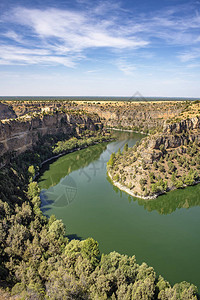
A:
[0, 0, 200, 97]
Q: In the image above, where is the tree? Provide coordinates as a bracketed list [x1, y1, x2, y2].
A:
[150, 184, 159, 194]
[49, 219, 65, 239]
[28, 165, 35, 181]
[153, 161, 158, 169]
[149, 172, 155, 183]
[175, 179, 183, 189]
[107, 153, 116, 168]
[168, 161, 176, 173]
[142, 160, 147, 170]
[139, 178, 147, 191]
[159, 165, 165, 173]
[159, 144, 165, 154]
[124, 143, 128, 152]
[114, 174, 119, 181]
[184, 173, 195, 186]
[80, 238, 100, 265]
[27, 182, 40, 200]
[171, 172, 176, 185]
[117, 148, 121, 157]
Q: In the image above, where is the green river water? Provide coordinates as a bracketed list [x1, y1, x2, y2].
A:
[39, 131, 200, 289]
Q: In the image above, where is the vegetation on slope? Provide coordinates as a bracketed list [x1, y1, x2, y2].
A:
[107, 117, 200, 199]
[0, 102, 200, 299]
[167, 100, 200, 124]
[0, 133, 199, 299]
[53, 131, 113, 155]
[0, 99, 190, 133]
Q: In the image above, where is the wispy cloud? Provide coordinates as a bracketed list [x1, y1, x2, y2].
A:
[1, 1, 200, 69]
[85, 69, 103, 73]
[0, 45, 76, 67]
[3, 30, 24, 43]
[0, 5, 148, 67]
[116, 59, 136, 75]
[179, 48, 200, 62]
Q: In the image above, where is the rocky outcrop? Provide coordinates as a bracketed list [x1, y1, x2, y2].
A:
[77, 102, 184, 131]
[163, 117, 200, 134]
[0, 112, 100, 157]
[0, 100, 193, 160]
[0, 103, 16, 120]
[107, 115, 200, 199]
[1, 100, 185, 132]
[149, 117, 200, 150]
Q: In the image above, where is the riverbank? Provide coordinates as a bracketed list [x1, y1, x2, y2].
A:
[107, 127, 149, 135]
[108, 171, 159, 200]
[35, 134, 115, 180]
[107, 117, 200, 200]
[108, 170, 200, 200]
[39, 130, 200, 292]
[1, 128, 199, 299]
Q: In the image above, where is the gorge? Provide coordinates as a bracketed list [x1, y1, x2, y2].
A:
[0, 99, 200, 299]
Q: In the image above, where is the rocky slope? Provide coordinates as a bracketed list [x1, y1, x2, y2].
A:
[0, 103, 16, 120]
[0, 100, 197, 165]
[76, 101, 185, 132]
[0, 111, 100, 161]
[0, 100, 186, 130]
[107, 116, 200, 199]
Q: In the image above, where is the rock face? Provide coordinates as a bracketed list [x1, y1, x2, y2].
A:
[163, 117, 200, 134]
[108, 116, 200, 199]
[138, 117, 200, 167]
[0, 103, 16, 120]
[149, 117, 200, 150]
[0, 100, 185, 134]
[0, 100, 195, 160]
[0, 112, 100, 157]
[76, 102, 184, 131]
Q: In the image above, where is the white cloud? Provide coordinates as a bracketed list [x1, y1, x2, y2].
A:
[86, 69, 103, 73]
[129, 5, 200, 46]
[1, 1, 200, 69]
[14, 7, 148, 50]
[0, 45, 76, 67]
[3, 30, 24, 43]
[0, 5, 149, 67]
[179, 48, 200, 62]
[116, 60, 136, 75]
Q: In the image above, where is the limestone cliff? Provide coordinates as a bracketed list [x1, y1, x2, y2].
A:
[76, 101, 185, 132]
[148, 117, 200, 151]
[0, 112, 100, 158]
[0, 100, 194, 162]
[0, 103, 16, 120]
[1, 100, 185, 132]
[108, 116, 200, 199]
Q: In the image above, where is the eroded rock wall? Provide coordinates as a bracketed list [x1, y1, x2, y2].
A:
[0, 103, 16, 120]
[0, 112, 100, 157]
[149, 117, 200, 150]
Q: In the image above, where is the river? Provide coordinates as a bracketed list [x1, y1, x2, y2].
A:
[39, 131, 200, 289]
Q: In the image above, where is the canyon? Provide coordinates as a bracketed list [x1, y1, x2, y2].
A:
[1, 99, 200, 299]
[0, 110, 100, 161]
[0, 100, 188, 159]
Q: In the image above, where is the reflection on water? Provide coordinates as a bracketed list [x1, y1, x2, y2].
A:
[40, 131, 200, 214]
[40, 175, 77, 208]
[39, 142, 108, 189]
[39, 142, 108, 207]
[39, 132, 200, 289]
[109, 174, 200, 215]
[137, 184, 200, 214]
